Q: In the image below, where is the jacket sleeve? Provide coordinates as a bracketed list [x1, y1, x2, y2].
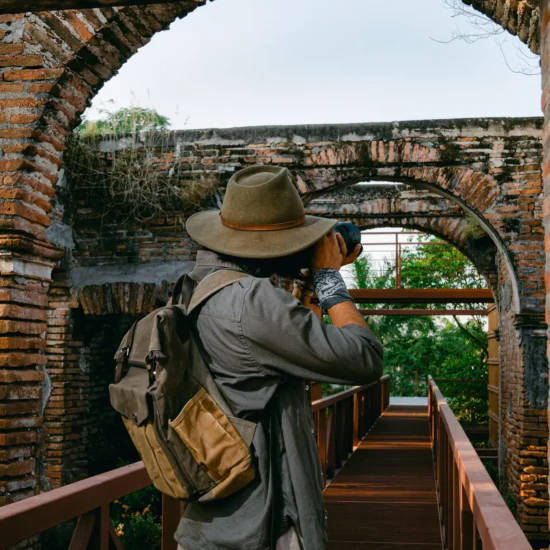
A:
[240, 278, 384, 385]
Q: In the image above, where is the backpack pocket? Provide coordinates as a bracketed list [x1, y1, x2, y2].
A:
[169, 388, 256, 501]
[109, 367, 190, 500]
[122, 417, 189, 500]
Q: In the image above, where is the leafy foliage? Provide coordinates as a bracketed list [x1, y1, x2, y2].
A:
[397, 234, 484, 289]
[111, 460, 162, 550]
[76, 107, 171, 137]
[350, 234, 488, 425]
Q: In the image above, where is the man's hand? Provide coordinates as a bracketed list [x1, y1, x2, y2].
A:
[341, 236, 362, 267]
[312, 231, 362, 271]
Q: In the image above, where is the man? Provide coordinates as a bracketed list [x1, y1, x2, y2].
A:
[179, 165, 384, 550]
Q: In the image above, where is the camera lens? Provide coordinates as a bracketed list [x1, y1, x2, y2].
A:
[334, 222, 363, 256]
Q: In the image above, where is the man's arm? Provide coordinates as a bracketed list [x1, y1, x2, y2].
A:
[312, 230, 368, 329]
[240, 278, 383, 385]
[328, 300, 368, 329]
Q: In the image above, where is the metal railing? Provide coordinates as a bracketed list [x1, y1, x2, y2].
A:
[312, 374, 390, 484]
[0, 375, 390, 549]
[428, 376, 531, 550]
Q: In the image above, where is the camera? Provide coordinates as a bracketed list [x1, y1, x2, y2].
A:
[334, 222, 363, 256]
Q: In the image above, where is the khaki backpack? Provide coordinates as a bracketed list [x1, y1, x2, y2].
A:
[109, 270, 257, 502]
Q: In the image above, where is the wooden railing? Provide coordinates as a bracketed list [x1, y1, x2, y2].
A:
[0, 461, 184, 550]
[313, 374, 390, 484]
[428, 376, 531, 550]
[0, 375, 390, 549]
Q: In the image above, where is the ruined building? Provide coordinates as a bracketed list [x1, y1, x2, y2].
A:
[0, 1, 549, 548]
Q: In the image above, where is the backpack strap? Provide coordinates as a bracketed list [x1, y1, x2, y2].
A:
[168, 273, 191, 307]
[187, 270, 250, 315]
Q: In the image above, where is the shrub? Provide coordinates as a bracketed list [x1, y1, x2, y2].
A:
[66, 107, 218, 222]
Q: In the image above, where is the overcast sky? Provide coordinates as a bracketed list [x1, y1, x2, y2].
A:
[85, 0, 542, 130]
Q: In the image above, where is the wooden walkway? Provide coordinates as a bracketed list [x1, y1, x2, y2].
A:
[324, 404, 443, 549]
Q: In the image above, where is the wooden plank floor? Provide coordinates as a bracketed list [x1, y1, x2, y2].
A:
[324, 405, 443, 550]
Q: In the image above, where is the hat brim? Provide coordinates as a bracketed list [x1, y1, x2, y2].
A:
[186, 211, 338, 259]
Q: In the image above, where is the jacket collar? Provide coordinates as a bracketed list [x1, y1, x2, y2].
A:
[188, 250, 245, 284]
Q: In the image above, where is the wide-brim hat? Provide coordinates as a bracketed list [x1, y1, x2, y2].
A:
[186, 166, 337, 259]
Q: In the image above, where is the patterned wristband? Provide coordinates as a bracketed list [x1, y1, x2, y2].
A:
[313, 268, 353, 311]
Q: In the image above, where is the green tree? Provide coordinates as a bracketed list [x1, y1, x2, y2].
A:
[76, 107, 171, 137]
[351, 235, 488, 425]
[398, 234, 484, 289]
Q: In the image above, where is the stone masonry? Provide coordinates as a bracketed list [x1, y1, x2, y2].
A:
[50, 117, 546, 544]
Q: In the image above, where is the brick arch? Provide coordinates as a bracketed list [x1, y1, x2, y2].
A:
[0, 3, 208, 247]
[307, 189, 499, 296]
[298, 155, 500, 216]
[0, 7, 545, 532]
[299, 163, 519, 311]
[0, 4, 210, 500]
[467, 0, 540, 54]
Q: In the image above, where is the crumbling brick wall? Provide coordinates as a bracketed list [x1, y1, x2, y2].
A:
[540, 0, 550, 544]
[50, 118, 546, 543]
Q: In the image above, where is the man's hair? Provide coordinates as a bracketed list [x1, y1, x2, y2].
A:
[218, 245, 315, 279]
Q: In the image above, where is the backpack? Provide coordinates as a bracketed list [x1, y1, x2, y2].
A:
[109, 269, 257, 502]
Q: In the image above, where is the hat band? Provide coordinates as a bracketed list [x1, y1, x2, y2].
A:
[220, 213, 306, 231]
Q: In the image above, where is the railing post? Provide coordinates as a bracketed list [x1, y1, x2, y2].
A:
[326, 406, 337, 479]
[460, 485, 474, 550]
[69, 505, 110, 550]
[345, 397, 353, 457]
[69, 512, 95, 550]
[360, 391, 367, 438]
[353, 393, 360, 448]
[452, 460, 460, 550]
[441, 428, 448, 548]
[446, 437, 453, 550]
[317, 409, 327, 485]
[335, 401, 346, 469]
[162, 494, 184, 550]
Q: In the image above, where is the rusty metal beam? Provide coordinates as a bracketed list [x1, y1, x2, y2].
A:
[0, 0, 179, 14]
[348, 288, 493, 304]
[358, 308, 489, 316]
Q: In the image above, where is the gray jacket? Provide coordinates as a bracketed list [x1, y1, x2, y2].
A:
[175, 252, 384, 550]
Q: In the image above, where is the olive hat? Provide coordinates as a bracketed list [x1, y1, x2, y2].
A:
[186, 165, 337, 259]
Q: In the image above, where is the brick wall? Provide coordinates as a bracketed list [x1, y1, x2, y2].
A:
[74, 119, 543, 312]
[0, 3, 208, 507]
[43, 269, 138, 489]
[57, 119, 548, 543]
[541, 0, 550, 542]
